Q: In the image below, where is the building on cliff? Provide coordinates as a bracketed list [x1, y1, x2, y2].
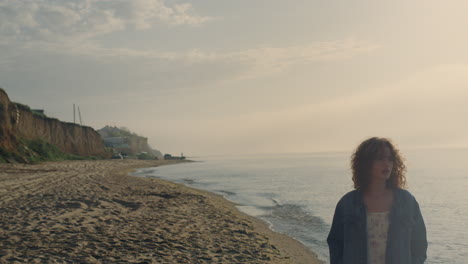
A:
[98, 126, 163, 160]
[102, 137, 131, 156]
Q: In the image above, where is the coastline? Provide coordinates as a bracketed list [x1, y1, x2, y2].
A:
[141, 168, 323, 264]
[0, 159, 321, 263]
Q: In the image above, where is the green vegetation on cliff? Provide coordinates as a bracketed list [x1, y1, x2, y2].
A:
[14, 102, 49, 119]
[0, 138, 98, 164]
[99, 126, 139, 138]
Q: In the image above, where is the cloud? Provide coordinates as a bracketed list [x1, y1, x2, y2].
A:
[0, 0, 212, 43]
[228, 38, 380, 79]
[0, 2, 378, 84]
[32, 38, 379, 84]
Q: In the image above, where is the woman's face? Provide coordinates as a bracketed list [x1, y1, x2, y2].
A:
[370, 146, 394, 181]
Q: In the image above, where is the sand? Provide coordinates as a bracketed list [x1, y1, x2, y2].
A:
[0, 160, 322, 264]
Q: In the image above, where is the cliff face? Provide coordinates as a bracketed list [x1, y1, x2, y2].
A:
[0, 89, 16, 152]
[0, 88, 110, 159]
[127, 136, 154, 155]
[98, 126, 163, 158]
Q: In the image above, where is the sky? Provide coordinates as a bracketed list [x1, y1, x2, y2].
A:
[2, 0, 468, 156]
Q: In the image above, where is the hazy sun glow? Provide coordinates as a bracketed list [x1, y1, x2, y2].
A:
[2, 0, 468, 155]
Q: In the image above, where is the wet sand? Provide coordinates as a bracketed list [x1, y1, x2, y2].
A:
[0, 160, 322, 263]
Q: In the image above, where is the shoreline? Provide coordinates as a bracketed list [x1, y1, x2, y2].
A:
[139, 169, 323, 264]
[0, 159, 322, 263]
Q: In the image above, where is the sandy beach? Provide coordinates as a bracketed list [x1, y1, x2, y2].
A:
[0, 160, 321, 264]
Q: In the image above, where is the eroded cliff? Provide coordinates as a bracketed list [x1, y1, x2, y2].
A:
[0, 88, 110, 162]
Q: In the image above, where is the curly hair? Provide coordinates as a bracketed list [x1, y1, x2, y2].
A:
[351, 137, 406, 190]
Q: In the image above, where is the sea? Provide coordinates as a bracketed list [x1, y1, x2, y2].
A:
[132, 148, 468, 263]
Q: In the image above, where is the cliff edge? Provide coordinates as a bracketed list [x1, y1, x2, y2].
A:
[0, 88, 110, 162]
[98, 126, 163, 159]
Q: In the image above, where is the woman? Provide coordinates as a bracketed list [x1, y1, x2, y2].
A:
[327, 137, 427, 264]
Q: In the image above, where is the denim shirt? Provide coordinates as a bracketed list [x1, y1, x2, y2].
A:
[327, 188, 427, 264]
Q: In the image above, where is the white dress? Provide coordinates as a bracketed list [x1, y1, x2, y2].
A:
[366, 211, 390, 264]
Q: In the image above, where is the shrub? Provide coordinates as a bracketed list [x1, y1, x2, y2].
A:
[1, 138, 105, 164]
[32, 110, 47, 119]
[15, 103, 31, 111]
